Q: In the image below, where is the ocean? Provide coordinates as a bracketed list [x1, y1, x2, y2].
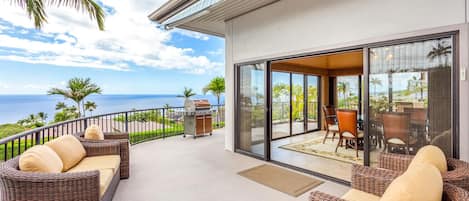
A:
[0, 94, 225, 124]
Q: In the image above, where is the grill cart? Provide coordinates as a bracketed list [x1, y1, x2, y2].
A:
[182, 99, 213, 139]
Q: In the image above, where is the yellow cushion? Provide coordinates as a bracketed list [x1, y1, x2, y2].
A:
[409, 145, 447, 173]
[98, 169, 114, 197]
[84, 125, 104, 140]
[67, 155, 120, 174]
[380, 163, 443, 201]
[19, 145, 63, 173]
[341, 189, 380, 201]
[45, 135, 86, 171]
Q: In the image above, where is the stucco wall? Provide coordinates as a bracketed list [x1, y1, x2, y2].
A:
[224, 0, 469, 160]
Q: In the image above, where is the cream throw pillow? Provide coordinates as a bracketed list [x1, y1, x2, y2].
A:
[45, 135, 86, 171]
[84, 125, 104, 140]
[380, 162, 443, 201]
[19, 145, 63, 173]
[408, 145, 447, 173]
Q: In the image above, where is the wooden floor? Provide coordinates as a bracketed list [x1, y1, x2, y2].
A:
[114, 128, 349, 201]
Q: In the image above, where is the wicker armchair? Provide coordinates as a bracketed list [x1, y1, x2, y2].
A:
[310, 165, 469, 201]
[0, 141, 121, 201]
[75, 131, 130, 179]
[379, 152, 469, 191]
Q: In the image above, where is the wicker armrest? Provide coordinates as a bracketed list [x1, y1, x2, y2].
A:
[351, 164, 399, 196]
[378, 152, 413, 172]
[0, 157, 100, 201]
[82, 141, 120, 157]
[309, 191, 346, 201]
[444, 158, 469, 191]
[443, 183, 469, 201]
[103, 132, 129, 140]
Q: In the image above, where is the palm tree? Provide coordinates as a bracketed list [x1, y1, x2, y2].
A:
[163, 104, 170, 109]
[427, 41, 452, 67]
[37, 112, 48, 123]
[11, 0, 105, 30]
[203, 77, 225, 106]
[48, 77, 102, 117]
[55, 102, 67, 110]
[370, 77, 382, 95]
[177, 87, 196, 98]
[337, 82, 349, 107]
[84, 101, 97, 116]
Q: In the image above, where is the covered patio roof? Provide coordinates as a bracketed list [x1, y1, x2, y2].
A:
[148, 0, 279, 37]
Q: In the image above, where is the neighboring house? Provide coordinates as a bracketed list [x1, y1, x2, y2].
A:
[150, 0, 469, 182]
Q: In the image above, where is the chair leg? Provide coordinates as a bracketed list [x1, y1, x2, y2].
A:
[332, 132, 336, 141]
[323, 130, 329, 144]
[355, 139, 359, 158]
[335, 137, 342, 153]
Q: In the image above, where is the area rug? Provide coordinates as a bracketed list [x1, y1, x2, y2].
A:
[238, 164, 323, 197]
[279, 137, 376, 165]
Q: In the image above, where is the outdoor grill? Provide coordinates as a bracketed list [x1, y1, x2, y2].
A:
[182, 99, 213, 138]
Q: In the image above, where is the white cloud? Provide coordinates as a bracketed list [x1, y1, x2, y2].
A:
[172, 29, 210, 41]
[0, 0, 223, 74]
[208, 48, 224, 56]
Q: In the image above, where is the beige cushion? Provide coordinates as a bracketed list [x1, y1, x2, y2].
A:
[341, 189, 380, 201]
[45, 135, 86, 171]
[98, 169, 114, 197]
[342, 131, 364, 138]
[19, 145, 63, 173]
[328, 124, 339, 131]
[380, 163, 443, 201]
[67, 155, 120, 174]
[84, 125, 104, 140]
[387, 138, 406, 145]
[408, 145, 447, 173]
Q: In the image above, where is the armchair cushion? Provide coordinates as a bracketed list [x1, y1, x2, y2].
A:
[46, 135, 86, 171]
[408, 145, 447, 173]
[19, 145, 63, 173]
[85, 125, 104, 140]
[380, 163, 442, 201]
[341, 189, 380, 201]
[67, 155, 120, 174]
[99, 169, 114, 197]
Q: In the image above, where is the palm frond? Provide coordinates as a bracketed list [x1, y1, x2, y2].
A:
[47, 0, 105, 30]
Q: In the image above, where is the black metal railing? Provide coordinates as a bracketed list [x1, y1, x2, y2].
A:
[0, 105, 225, 161]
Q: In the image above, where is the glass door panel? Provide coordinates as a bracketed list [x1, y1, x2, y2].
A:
[292, 74, 305, 134]
[368, 37, 454, 166]
[272, 72, 291, 140]
[307, 75, 320, 131]
[237, 63, 266, 157]
[337, 76, 360, 110]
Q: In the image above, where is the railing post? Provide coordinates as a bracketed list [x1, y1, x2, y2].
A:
[34, 131, 41, 145]
[83, 118, 88, 130]
[162, 108, 166, 139]
[163, 108, 166, 139]
[125, 112, 129, 132]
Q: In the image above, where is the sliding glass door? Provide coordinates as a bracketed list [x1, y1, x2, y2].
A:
[236, 63, 268, 157]
[367, 36, 456, 165]
[272, 72, 291, 139]
[292, 74, 305, 135]
[307, 75, 320, 131]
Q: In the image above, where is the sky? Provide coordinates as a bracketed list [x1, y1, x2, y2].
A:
[0, 0, 225, 95]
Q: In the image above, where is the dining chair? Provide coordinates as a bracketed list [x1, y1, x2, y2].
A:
[336, 109, 363, 157]
[322, 105, 339, 144]
[382, 112, 417, 154]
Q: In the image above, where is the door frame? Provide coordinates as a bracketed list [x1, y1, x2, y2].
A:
[233, 30, 460, 182]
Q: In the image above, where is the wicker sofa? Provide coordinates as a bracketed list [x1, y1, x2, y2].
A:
[379, 152, 469, 191]
[75, 131, 130, 179]
[310, 165, 469, 201]
[0, 139, 122, 201]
